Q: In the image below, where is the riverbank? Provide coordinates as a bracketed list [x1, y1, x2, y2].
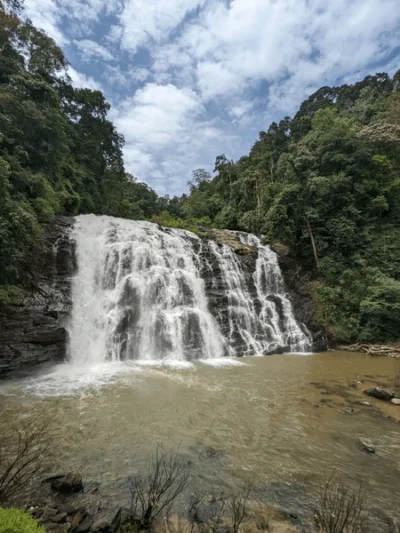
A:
[339, 343, 400, 358]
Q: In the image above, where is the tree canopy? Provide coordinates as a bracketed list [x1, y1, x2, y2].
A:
[178, 71, 400, 344]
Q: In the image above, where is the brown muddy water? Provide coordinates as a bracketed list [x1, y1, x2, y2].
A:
[0, 352, 399, 526]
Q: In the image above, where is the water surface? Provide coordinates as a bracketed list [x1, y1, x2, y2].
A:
[0, 352, 399, 522]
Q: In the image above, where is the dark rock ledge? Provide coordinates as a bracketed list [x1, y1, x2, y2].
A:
[0, 216, 75, 378]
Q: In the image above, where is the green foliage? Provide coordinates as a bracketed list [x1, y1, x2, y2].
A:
[0, 508, 45, 533]
[0, 285, 19, 304]
[150, 212, 211, 236]
[179, 70, 400, 344]
[0, 0, 163, 293]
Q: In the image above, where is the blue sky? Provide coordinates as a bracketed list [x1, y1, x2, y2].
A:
[24, 0, 400, 196]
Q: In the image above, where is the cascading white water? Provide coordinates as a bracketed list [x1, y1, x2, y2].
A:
[68, 215, 311, 365]
[238, 233, 311, 353]
[69, 215, 225, 364]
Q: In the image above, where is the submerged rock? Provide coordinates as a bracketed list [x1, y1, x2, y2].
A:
[51, 472, 83, 494]
[365, 388, 395, 401]
[359, 438, 376, 455]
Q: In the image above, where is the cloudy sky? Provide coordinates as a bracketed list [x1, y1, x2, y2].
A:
[24, 0, 400, 196]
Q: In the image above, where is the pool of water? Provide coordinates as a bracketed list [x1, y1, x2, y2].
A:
[0, 352, 399, 524]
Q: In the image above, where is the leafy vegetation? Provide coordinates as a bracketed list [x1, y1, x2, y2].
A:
[178, 72, 400, 344]
[0, 0, 163, 301]
[0, 508, 45, 533]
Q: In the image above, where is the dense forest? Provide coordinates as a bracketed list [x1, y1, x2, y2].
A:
[0, 0, 163, 302]
[175, 72, 400, 345]
[1, 0, 400, 345]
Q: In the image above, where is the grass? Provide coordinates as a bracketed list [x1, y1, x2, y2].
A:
[0, 508, 45, 533]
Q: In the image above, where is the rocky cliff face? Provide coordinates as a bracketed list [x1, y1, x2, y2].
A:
[0, 219, 323, 377]
[0, 217, 75, 378]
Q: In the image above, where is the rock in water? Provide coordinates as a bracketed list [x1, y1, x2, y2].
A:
[51, 472, 83, 494]
[364, 388, 394, 401]
[359, 438, 376, 455]
[391, 398, 400, 405]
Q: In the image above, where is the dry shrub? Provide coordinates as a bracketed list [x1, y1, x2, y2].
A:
[0, 412, 54, 504]
[315, 474, 368, 533]
[130, 446, 192, 529]
[227, 484, 252, 533]
[241, 502, 297, 533]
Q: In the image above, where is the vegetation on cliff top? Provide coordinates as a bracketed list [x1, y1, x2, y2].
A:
[1, 0, 400, 345]
[176, 74, 400, 345]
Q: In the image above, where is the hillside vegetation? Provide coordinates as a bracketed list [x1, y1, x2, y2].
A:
[0, 0, 162, 301]
[175, 73, 400, 344]
[1, 0, 399, 345]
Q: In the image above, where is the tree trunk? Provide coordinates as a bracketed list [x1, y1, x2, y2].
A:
[306, 219, 319, 268]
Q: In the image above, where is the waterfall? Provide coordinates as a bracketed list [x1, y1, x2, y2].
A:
[68, 215, 311, 365]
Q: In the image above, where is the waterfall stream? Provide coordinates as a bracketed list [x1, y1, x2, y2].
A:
[68, 215, 311, 364]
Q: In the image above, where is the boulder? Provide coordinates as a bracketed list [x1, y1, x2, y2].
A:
[57, 503, 76, 515]
[51, 513, 68, 523]
[91, 519, 113, 533]
[51, 472, 83, 494]
[359, 439, 375, 455]
[70, 512, 84, 530]
[364, 388, 394, 402]
[111, 507, 141, 531]
[75, 515, 93, 533]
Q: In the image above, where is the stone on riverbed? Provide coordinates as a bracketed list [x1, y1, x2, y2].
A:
[51, 472, 83, 494]
[391, 398, 400, 405]
[364, 388, 394, 402]
[359, 438, 375, 455]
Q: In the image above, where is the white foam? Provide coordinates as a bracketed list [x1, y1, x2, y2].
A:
[200, 357, 247, 367]
[0, 362, 143, 398]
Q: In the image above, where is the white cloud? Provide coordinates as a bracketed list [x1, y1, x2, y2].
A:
[111, 83, 239, 194]
[24, 0, 67, 45]
[74, 39, 114, 62]
[23, 0, 400, 194]
[68, 67, 103, 91]
[118, 0, 206, 53]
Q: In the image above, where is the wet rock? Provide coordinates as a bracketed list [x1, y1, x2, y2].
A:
[43, 505, 59, 519]
[0, 216, 75, 378]
[76, 515, 93, 533]
[57, 503, 76, 515]
[111, 507, 140, 530]
[51, 472, 83, 494]
[70, 512, 84, 529]
[364, 388, 394, 402]
[391, 398, 400, 405]
[45, 524, 64, 532]
[91, 519, 112, 533]
[83, 481, 100, 494]
[359, 439, 375, 455]
[360, 401, 371, 406]
[51, 513, 68, 523]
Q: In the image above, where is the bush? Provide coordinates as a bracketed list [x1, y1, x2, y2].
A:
[0, 413, 54, 504]
[130, 446, 191, 529]
[315, 473, 368, 533]
[0, 508, 45, 533]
